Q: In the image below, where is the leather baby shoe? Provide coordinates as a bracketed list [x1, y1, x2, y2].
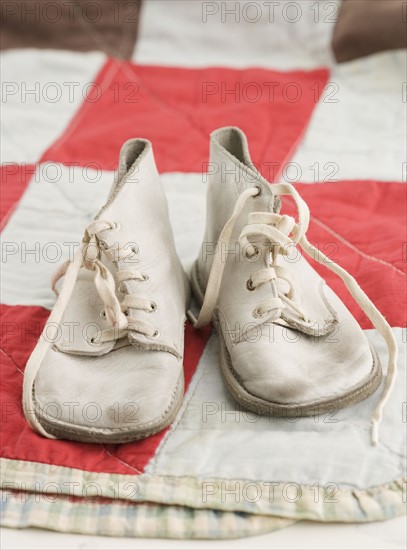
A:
[23, 139, 190, 443]
[191, 127, 397, 444]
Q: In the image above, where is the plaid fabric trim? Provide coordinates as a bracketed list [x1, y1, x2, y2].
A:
[1, 458, 406, 524]
[0, 490, 292, 539]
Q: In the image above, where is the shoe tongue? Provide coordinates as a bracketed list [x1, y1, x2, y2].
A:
[268, 233, 338, 337]
[52, 268, 118, 357]
[272, 270, 339, 338]
[275, 277, 290, 296]
[273, 311, 338, 337]
[127, 331, 181, 359]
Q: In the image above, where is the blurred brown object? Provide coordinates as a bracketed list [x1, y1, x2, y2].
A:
[332, 0, 407, 62]
[0, 0, 142, 59]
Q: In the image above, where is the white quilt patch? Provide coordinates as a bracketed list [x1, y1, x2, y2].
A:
[1, 49, 106, 163]
[291, 51, 407, 183]
[146, 328, 406, 491]
[134, 0, 338, 69]
[0, 169, 206, 307]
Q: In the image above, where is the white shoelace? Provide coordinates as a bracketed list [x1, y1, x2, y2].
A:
[23, 220, 158, 437]
[194, 184, 397, 445]
[52, 220, 159, 342]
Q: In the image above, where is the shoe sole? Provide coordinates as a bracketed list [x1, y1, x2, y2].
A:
[190, 261, 382, 418]
[34, 373, 184, 444]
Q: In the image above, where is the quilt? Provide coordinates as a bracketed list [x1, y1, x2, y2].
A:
[1, 0, 406, 540]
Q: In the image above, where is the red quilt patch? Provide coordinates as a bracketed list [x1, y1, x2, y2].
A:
[0, 304, 210, 474]
[287, 181, 406, 329]
[0, 164, 35, 230]
[41, 59, 328, 175]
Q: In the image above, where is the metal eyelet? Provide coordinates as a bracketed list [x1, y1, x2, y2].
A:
[149, 301, 158, 312]
[246, 279, 256, 291]
[99, 309, 106, 319]
[252, 307, 266, 319]
[110, 221, 121, 231]
[244, 245, 260, 260]
[118, 282, 126, 293]
[58, 339, 69, 350]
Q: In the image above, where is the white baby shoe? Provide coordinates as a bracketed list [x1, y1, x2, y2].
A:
[23, 139, 190, 443]
[191, 127, 397, 444]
